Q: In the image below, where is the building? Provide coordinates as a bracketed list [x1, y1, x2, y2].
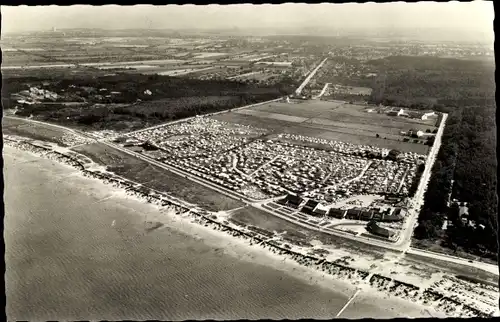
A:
[301, 199, 319, 215]
[360, 209, 374, 221]
[422, 112, 437, 120]
[312, 204, 329, 217]
[386, 108, 405, 116]
[328, 208, 345, 219]
[398, 109, 409, 117]
[346, 207, 362, 220]
[459, 205, 469, 217]
[385, 195, 402, 204]
[366, 221, 394, 239]
[279, 194, 303, 209]
[380, 213, 403, 222]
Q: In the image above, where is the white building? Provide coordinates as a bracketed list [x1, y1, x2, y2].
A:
[398, 108, 409, 117]
[422, 112, 437, 120]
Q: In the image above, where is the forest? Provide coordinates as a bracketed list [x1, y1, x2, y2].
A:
[370, 56, 497, 260]
[4, 73, 296, 131]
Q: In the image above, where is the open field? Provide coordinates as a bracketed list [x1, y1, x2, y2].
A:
[254, 99, 346, 117]
[411, 239, 498, 266]
[1, 66, 121, 78]
[236, 109, 309, 123]
[71, 142, 245, 211]
[229, 206, 392, 256]
[283, 125, 428, 154]
[404, 252, 498, 285]
[212, 112, 429, 154]
[3, 118, 69, 145]
[212, 101, 433, 154]
[212, 112, 297, 132]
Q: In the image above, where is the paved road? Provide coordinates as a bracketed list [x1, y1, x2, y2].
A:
[395, 113, 448, 250]
[313, 83, 331, 99]
[295, 57, 328, 96]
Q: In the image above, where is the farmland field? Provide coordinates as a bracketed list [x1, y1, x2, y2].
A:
[211, 112, 298, 132]
[236, 109, 309, 123]
[255, 99, 345, 117]
[71, 142, 245, 211]
[235, 72, 279, 82]
[156, 67, 213, 76]
[211, 100, 434, 154]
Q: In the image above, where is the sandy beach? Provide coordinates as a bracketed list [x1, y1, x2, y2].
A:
[4, 142, 492, 319]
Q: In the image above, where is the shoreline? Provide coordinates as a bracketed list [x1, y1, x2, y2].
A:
[4, 137, 496, 318]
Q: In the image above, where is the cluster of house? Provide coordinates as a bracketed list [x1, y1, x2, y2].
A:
[442, 200, 486, 231]
[131, 117, 268, 159]
[68, 85, 123, 101]
[325, 84, 373, 96]
[12, 86, 59, 105]
[385, 107, 438, 121]
[234, 142, 274, 175]
[195, 67, 246, 81]
[125, 119, 422, 202]
[276, 194, 403, 239]
[350, 160, 417, 195]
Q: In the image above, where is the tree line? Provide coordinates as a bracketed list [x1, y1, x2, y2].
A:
[380, 56, 498, 260]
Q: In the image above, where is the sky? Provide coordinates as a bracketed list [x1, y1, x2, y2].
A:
[1, 2, 494, 39]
